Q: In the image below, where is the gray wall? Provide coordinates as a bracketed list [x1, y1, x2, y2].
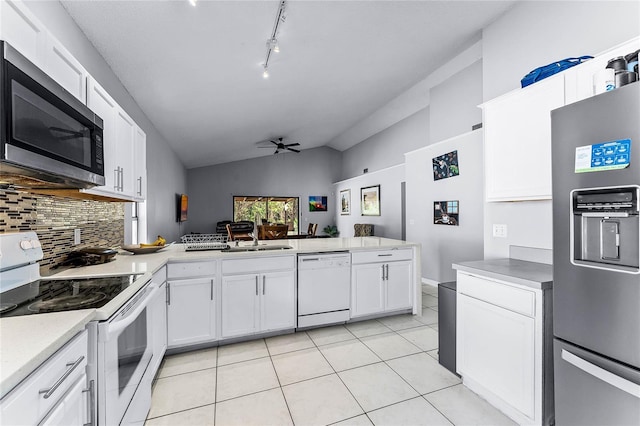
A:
[340, 108, 429, 181]
[482, 0, 640, 259]
[334, 164, 405, 240]
[405, 130, 484, 284]
[430, 60, 483, 143]
[186, 147, 342, 235]
[24, 1, 188, 243]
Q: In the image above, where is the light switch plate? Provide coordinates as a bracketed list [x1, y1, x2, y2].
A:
[493, 224, 508, 238]
[73, 228, 81, 245]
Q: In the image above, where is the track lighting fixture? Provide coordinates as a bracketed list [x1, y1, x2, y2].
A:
[261, 1, 286, 78]
[189, 0, 197, 6]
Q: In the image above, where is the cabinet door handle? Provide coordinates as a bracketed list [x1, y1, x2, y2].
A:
[113, 168, 119, 190]
[385, 264, 389, 280]
[119, 167, 124, 191]
[39, 356, 85, 399]
[137, 176, 143, 196]
[210, 279, 214, 301]
[381, 265, 385, 280]
[255, 276, 259, 296]
[82, 379, 95, 426]
[167, 282, 171, 305]
[262, 275, 266, 295]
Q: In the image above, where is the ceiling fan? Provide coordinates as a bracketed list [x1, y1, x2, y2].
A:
[259, 137, 301, 154]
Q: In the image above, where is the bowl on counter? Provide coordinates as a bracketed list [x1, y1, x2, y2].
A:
[121, 244, 166, 255]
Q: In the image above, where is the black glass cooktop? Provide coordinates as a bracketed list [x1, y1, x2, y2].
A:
[0, 275, 141, 317]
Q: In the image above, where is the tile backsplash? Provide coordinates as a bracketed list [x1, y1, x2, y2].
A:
[0, 190, 124, 272]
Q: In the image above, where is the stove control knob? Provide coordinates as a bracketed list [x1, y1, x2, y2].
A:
[20, 240, 33, 250]
[30, 239, 41, 248]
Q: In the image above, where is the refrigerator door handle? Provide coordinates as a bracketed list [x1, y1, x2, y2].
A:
[562, 349, 640, 399]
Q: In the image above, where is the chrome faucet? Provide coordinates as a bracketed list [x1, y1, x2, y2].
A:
[252, 214, 260, 246]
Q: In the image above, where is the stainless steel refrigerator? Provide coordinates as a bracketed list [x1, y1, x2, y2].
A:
[551, 82, 640, 425]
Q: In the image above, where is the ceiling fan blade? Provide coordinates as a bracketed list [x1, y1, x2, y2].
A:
[270, 140, 279, 146]
[285, 143, 300, 147]
[287, 147, 301, 153]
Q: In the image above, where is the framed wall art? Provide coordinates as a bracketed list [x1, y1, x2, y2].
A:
[432, 150, 459, 181]
[434, 200, 459, 226]
[361, 185, 380, 216]
[309, 196, 327, 212]
[340, 189, 351, 215]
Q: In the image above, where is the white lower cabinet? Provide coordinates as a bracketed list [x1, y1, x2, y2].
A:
[351, 249, 413, 318]
[166, 261, 217, 348]
[0, 331, 90, 426]
[39, 375, 87, 426]
[456, 271, 550, 426]
[221, 256, 296, 339]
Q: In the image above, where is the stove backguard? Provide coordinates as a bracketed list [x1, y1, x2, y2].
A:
[571, 185, 640, 273]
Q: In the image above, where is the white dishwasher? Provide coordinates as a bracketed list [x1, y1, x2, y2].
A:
[297, 252, 351, 328]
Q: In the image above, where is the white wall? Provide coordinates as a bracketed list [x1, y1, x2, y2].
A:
[186, 147, 342, 235]
[481, 0, 640, 259]
[405, 130, 484, 284]
[334, 164, 405, 240]
[24, 1, 188, 243]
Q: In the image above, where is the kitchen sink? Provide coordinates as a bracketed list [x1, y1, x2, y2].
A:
[222, 244, 292, 252]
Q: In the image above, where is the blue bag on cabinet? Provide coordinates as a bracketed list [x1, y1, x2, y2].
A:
[521, 56, 593, 88]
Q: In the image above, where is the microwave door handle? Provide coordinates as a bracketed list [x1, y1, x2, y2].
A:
[104, 283, 158, 339]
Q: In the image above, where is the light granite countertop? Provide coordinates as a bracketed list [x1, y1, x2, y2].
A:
[0, 310, 95, 398]
[452, 258, 553, 290]
[0, 237, 419, 399]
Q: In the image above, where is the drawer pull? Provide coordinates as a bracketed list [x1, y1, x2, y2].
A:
[377, 254, 393, 257]
[39, 356, 85, 399]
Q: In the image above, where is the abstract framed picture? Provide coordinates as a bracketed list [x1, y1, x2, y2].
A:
[361, 185, 381, 216]
[434, 200, 459, 226]
[432, 150, 459, 181]
[309, 196, 327, 212]
[340, 189, 351, 215]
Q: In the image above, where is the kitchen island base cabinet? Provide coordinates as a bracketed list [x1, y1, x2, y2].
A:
[167, 277, 216, 348]
[166, 261, 217, 349]
[457, 293, 535, 419]
[351, 249, 413, 318]
[221, 256, 296, 339]
[456, 270, 551, 426]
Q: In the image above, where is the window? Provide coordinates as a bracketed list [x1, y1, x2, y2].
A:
[233, 196, 299, 234]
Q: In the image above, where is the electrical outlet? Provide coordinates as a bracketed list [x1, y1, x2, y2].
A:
[493, 224, 508, 238]
[73, 228, 81, 245]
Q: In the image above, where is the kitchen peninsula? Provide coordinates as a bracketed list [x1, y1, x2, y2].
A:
[0, 236, 421, 406]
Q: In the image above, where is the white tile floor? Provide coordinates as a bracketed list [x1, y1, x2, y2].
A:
[145, 285, 516, 426]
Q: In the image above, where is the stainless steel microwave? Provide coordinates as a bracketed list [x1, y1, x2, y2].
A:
[0, 41, 105, 189]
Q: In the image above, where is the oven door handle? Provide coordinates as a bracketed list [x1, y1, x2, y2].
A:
[104, 283, 158, 339]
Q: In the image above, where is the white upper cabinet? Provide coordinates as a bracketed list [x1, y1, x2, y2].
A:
[84, 78, 119, 196]
[482, 75, 565, 202]
[83, 77, 145, 201]
[133, 126, 147, 201]
[0, 0, 87, 102]
[564, 37, 640, 105]
[44, 37, 88, 103]
[0, 0, 47, 69]
[115, 108, 136, 197]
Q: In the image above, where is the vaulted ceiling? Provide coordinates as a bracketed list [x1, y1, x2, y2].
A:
[61, 0, 515, 168]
